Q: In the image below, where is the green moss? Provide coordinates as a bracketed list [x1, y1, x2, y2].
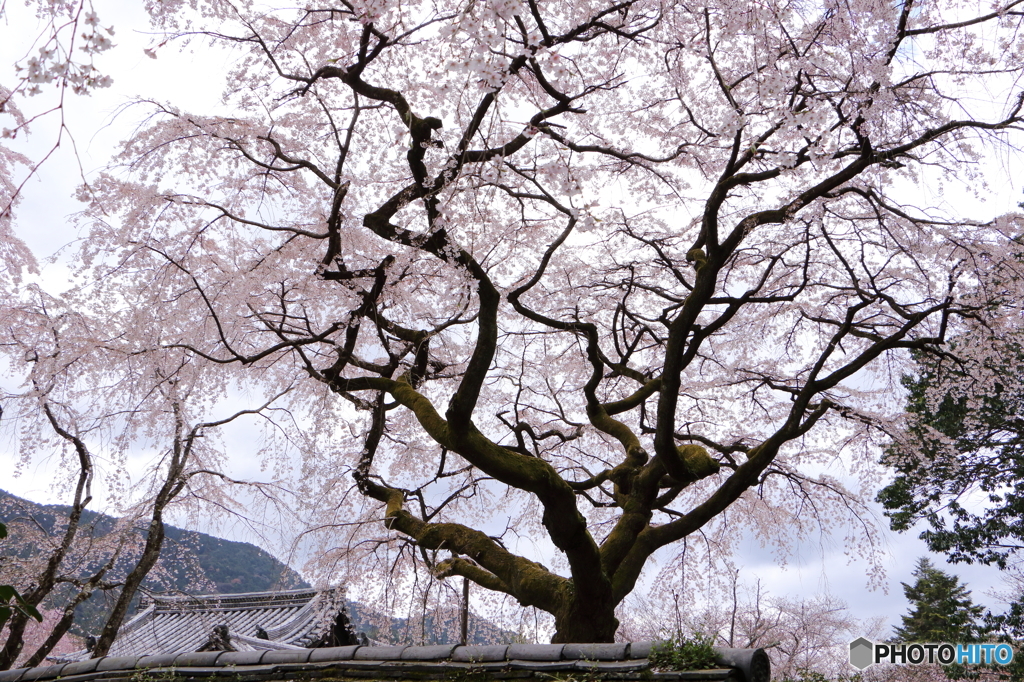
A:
[677, 445, 719, 481]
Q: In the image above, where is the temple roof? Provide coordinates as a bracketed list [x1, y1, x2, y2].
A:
[65, 588, 346, 661]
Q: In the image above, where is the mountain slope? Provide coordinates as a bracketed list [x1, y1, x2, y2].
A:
[0, 490, 308, 635]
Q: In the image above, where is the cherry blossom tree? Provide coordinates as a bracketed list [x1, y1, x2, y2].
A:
[0, 608, 82, 670]
[0, 0, 114, 232]
[0, 293, 117, 669]
[0, 288, 290, 665]
[619, 569, 884, 680]
[4, 0, 1024, 645]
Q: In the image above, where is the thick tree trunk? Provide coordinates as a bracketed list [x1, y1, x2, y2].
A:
[551, 597, 619, 643]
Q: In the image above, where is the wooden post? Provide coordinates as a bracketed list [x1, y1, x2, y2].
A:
[460, 578, 469, 646]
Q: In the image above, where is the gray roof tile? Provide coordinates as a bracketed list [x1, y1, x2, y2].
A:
[306, 646, 359, 663]
[96, 658, 141, 672]
[136, 654, 179, 668]
[451, 645, 508, 663]
[172, 652, 224, 667]
[507, 644, 564, 661]
[60, 659, 101, 676]
[90, 589, 342, 659]
[260, 651, 312, 665]
[7, 625, 765, 682]
[629, 641, 660, 659]
[214, 652, 266, 666]
[400, 645, 457, 661]
[353, 646, 406, 660]
[563, 643, 629, 661]
[17, 665, 63, 681]
[0, 669, 25, 682]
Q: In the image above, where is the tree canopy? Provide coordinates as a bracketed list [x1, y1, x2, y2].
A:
[3, 0, 1024, 645]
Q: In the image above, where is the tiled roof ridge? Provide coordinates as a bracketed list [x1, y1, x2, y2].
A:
[139, 589, 320, 611]
[258, 592, 322, 641]
[0, 642, 771, 682]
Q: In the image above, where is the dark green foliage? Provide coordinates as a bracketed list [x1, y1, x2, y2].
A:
[159, 525, 309, 595]
[649, 634, 718, 671]
[878, 342, 1024, 568]
[0, 522, 42, 631]
[894, 558, 983, 643]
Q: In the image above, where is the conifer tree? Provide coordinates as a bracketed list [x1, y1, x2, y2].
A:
[895, 558, 983, 643]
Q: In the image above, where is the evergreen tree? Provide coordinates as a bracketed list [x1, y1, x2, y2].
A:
[895, 558, 983, 643]
[0, 523, 42, 631]
[879, 334, 1024, 568]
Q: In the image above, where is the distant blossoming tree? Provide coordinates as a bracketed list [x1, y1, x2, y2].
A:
[2, 609, 83, 669]
[4, 0, 1024, 644]
[0, 293, 290, 666]
[619, 570, 883, 680]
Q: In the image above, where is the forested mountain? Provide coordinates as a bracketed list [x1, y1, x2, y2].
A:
[0, 490, 308, 635]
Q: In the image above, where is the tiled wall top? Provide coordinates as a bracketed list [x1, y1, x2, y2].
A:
[0, 642, 660, 682]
